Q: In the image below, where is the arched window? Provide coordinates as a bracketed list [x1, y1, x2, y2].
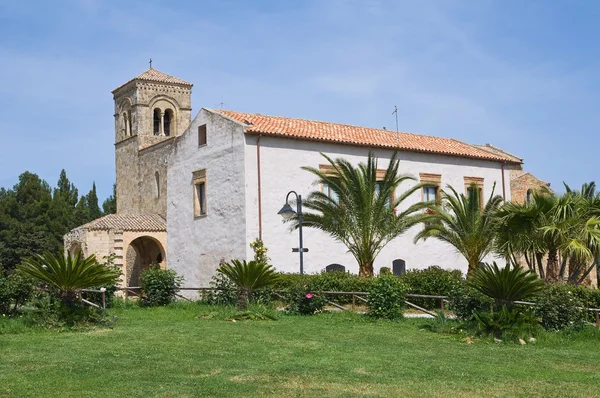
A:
[153, 108, 161, 136]
[526, 189, 533, 204]
[122, 112, 128, 135]
[155, 171, 160, 198]
[127, 110, 132, 136]
[164, 109, 173, 137]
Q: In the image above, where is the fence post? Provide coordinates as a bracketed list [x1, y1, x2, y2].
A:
[102, 290, 106, 310]
[440, 298, 444, 316]
[352, 294, 356, 311]
[596, 310, 599, 329]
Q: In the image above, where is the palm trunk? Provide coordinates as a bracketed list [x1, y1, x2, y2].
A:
[546, 248, 559, 282]
[359, 262, 374, 278]
[237, 288, 250, 310]
[466, 261, 479, 279]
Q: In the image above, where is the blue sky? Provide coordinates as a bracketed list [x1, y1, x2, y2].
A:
[1, 0, 599, 201]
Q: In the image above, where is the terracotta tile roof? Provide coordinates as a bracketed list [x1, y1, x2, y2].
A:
[214, 110, 521, 164]
[471, 143, 522, 163]
[112, 68, 192, 93]
[77, 214, 166, 232]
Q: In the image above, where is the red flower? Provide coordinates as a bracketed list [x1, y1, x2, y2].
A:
[305, 293, 313, 299]
[425, 208, 435, 215]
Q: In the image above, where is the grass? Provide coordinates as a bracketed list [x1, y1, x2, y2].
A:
[1, 303, 600, 397]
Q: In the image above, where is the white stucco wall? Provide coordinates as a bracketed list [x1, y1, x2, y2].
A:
[167, 109, 512, 287]
[167, 109, 248, 288]
[244, 136, 510, 277]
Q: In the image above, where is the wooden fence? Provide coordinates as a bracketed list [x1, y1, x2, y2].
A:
[90, 286, 600, 328]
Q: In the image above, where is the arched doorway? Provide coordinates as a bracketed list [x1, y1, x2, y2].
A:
[69, 242, 83, 256]
[125, 236, 165, 287]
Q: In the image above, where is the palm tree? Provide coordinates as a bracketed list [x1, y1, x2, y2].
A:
[468, 262, 545, 309]
[495, 190, 558, 280]
[552, 182, 600, 285]
[18, 251, 120, 307]
[414, 184, 503, 278]
[217, 259, 279, 309]
[496, 184, 600, 285]
[297, 152, 424, 277]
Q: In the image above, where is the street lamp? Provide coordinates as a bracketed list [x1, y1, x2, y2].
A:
[278, 190, 307, 274]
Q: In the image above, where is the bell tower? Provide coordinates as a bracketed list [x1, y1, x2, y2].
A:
[112, 67, 193, 215]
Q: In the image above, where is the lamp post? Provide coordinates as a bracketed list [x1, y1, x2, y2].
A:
[277, 190, 307, 274]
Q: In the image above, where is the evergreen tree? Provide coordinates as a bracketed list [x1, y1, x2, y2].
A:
[0, 172, 56, 270]
[86, 182, 103, 220]
[48, 170, 79, 249]
[72, 196, 91, 227]
[102, 183, 117, 215]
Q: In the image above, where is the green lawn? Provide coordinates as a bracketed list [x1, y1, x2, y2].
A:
[1, 304, 600, 398]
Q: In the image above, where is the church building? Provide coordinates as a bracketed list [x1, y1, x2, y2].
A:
[64, 68, 552, 288]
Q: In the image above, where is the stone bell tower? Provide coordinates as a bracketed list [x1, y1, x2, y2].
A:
[112, 66, 193, 216]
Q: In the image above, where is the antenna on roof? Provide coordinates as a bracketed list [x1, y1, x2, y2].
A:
[392, 105, 398, 132]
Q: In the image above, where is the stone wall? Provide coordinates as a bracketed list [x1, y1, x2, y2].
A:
[113, 76, 192, 217]
[510, 172, 550, 204]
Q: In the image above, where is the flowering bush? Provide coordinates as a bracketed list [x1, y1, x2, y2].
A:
[286, 288, 327, 315]
[534, 284, 587, 331]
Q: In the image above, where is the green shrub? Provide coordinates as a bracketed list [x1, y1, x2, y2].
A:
[572, 286, 600, 323]
[366, 275, 408, 320]
[535, 284, 587, 331]
[286, 286, 327, 315]
[474, 305, 539, 340]
[216, 260, 279, 310]
[140, 267, 183, 307]
[0, 271, 33, 316]
[400, 266, 462, 309]
[468, 262, 545, 309]
[202, 272, 238, 306]
[379, 267, 391, 276]
[274, 272, 374, 304]
[448, 281, 493, 321]
[24, 290, 108, 328]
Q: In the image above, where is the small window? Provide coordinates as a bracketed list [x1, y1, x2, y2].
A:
[323, 182, 339, 203]
[153, 108, 161, 136]
[127, 110, 132, 136]
[193, 169, 207, 217]
[155, 171, 160, 198]
[122, 112, 128, 135]
[526, 189, 533, 204]
[467, 186, 484, 209]
[423, 186, 438, 203]
[375, 182, 393, 208]
[164, 109, 172, 137]
[198, 124, 207, 146]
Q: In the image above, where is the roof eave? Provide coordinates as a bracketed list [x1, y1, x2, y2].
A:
[244, 130, 521, 164]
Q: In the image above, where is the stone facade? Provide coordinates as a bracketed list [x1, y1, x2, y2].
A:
[64, 214, 167, 287]
[113, 69, 193, 217]
[510, 171, 552, 204]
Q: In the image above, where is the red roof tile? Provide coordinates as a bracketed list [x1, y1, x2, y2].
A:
[214, 110, 521, 163]
[76, 214, 166, 232]
[112, 68, 192, 93]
